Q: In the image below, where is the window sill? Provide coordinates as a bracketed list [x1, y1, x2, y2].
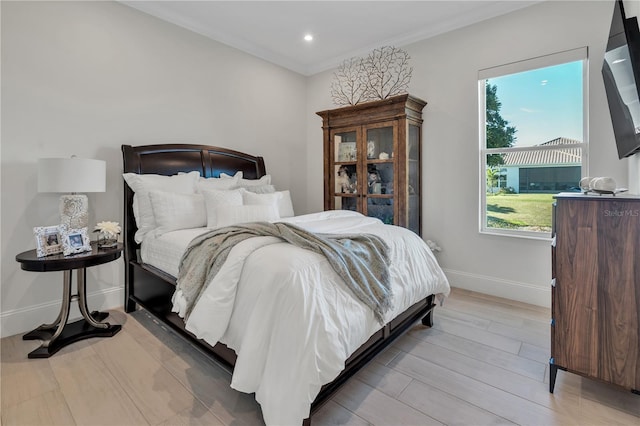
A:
[480, 227, 552, 242]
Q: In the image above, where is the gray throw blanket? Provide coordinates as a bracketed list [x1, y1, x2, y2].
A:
[177, 221, 392, 324]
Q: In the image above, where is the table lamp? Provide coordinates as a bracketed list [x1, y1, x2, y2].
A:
[37, 157, 106, 229]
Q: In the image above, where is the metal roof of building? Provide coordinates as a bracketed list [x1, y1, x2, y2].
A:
[502, 137, 582, 167]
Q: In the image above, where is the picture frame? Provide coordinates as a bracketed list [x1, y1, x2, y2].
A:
[61, 227, 92, 256]
[33, 225, 63, 257]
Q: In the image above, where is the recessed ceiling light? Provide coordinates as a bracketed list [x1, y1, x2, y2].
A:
[304, 34, 313, 42]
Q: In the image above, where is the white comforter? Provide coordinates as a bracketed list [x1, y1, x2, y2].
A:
[164, 210, 450, 425]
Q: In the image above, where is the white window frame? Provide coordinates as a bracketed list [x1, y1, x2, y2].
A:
[478, 47, 589, 240]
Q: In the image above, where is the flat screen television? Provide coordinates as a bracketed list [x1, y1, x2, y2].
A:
[602, 0, 640, 159]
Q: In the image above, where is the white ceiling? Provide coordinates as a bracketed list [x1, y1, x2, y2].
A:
[121, 1, 543, 76]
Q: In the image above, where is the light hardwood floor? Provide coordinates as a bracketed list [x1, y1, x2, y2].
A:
[2, 288, 639, 425]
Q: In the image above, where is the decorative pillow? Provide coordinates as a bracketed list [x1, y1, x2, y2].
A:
[196, 174, 240, 193]
[202, 189, 243, 228]
[122, 171, 199, 243]
[243, 184, 276, 194]
[220, 171, 242, 179]
[241, 189, 282, 208]
[221, 172, 272, 187]
[148, 191, 206, 236]
[213, 170, 242, 179]
[215, 204, 280, 228]
[277, 190, 295, 218]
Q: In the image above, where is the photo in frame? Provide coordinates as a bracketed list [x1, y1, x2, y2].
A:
[61, 227, 92, 256]
[33, 225, 63, 257]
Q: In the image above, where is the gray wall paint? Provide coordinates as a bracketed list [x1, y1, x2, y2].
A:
[1, 1, 307, 336]
[306, 0, 626, 307]
[1, 0, 635, 336]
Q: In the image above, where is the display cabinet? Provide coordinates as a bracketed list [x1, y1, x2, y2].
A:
[316, 94, 426, 235]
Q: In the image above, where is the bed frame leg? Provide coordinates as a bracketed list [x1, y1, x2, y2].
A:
[125, 298, 137, 313]
[302, 417, 311, 426]
[124, 264, 136, 313]
[421, 312, 433, 327]
[421, 301, 436, 327]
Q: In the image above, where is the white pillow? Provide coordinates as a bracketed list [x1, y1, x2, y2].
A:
[241, 189, 281, 205]
[196, 175, 239, 193]
[220, 171, 242, 179]
[277, 190, 295, 218]
[202, 189, 243, 228]
[215, 204, 280, 228]
[123, 171, 199, 243]
[237, 183, 293, 217]
[222, 172, 272, 187]
[215, 170, 242, 179]
[148, 191, 206, 236]
[240, 188, 296, 218]
[243, 184, 276, 194]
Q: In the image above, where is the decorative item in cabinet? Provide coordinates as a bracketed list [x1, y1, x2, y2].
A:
[338, 142, 357, 162]
[336, 164, 357, 194]
[317, 94, 426, 235]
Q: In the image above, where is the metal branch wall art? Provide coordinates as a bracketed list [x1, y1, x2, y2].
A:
[331, 46, 413, 106]
[330, 57, 368, 107]
[364, 46, 412, 101]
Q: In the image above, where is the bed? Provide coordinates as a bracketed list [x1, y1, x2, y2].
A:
[121, 143, 450, 425]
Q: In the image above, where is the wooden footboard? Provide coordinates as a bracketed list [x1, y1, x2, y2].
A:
[127, 261, 240, 367]
[310, 294, 435, 415]
[127, 257, 435, 421]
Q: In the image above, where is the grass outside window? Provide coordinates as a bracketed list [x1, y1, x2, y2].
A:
[486, 193, 555, 233]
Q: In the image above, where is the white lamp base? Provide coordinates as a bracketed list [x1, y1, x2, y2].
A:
[60, 194, 89, 229]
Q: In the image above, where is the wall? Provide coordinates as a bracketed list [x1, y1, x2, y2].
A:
[306, 0, 624, 308]
[2, 1, 631, 338]
[1, 1, 307, 337]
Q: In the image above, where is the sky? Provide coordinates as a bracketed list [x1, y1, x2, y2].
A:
[487, 60, 583, 147]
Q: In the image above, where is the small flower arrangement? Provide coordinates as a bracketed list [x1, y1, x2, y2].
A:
[94, 221, 121, 248]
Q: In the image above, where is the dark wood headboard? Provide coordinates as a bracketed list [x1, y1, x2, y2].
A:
[121, 143, 266, 268]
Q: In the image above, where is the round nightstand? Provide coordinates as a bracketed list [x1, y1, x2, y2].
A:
[15, 242, 123, 358]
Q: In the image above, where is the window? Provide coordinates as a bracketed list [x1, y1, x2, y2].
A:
[479, 48, 588, 238]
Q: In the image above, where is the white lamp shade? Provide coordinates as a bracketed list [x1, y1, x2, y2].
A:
[38, 157, 106, 193]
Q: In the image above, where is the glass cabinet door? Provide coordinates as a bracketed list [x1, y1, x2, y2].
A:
[408, 124, 420, 233]
[333, 129, 359, 211]
[364, 123, 395, 224]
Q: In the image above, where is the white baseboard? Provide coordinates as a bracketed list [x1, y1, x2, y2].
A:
[0, 286, 124, 338]
[442, 268, 551, 308]
[1, 272, 548, 337]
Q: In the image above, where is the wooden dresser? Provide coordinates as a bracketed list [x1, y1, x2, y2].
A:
[550, 193, 640, 394]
